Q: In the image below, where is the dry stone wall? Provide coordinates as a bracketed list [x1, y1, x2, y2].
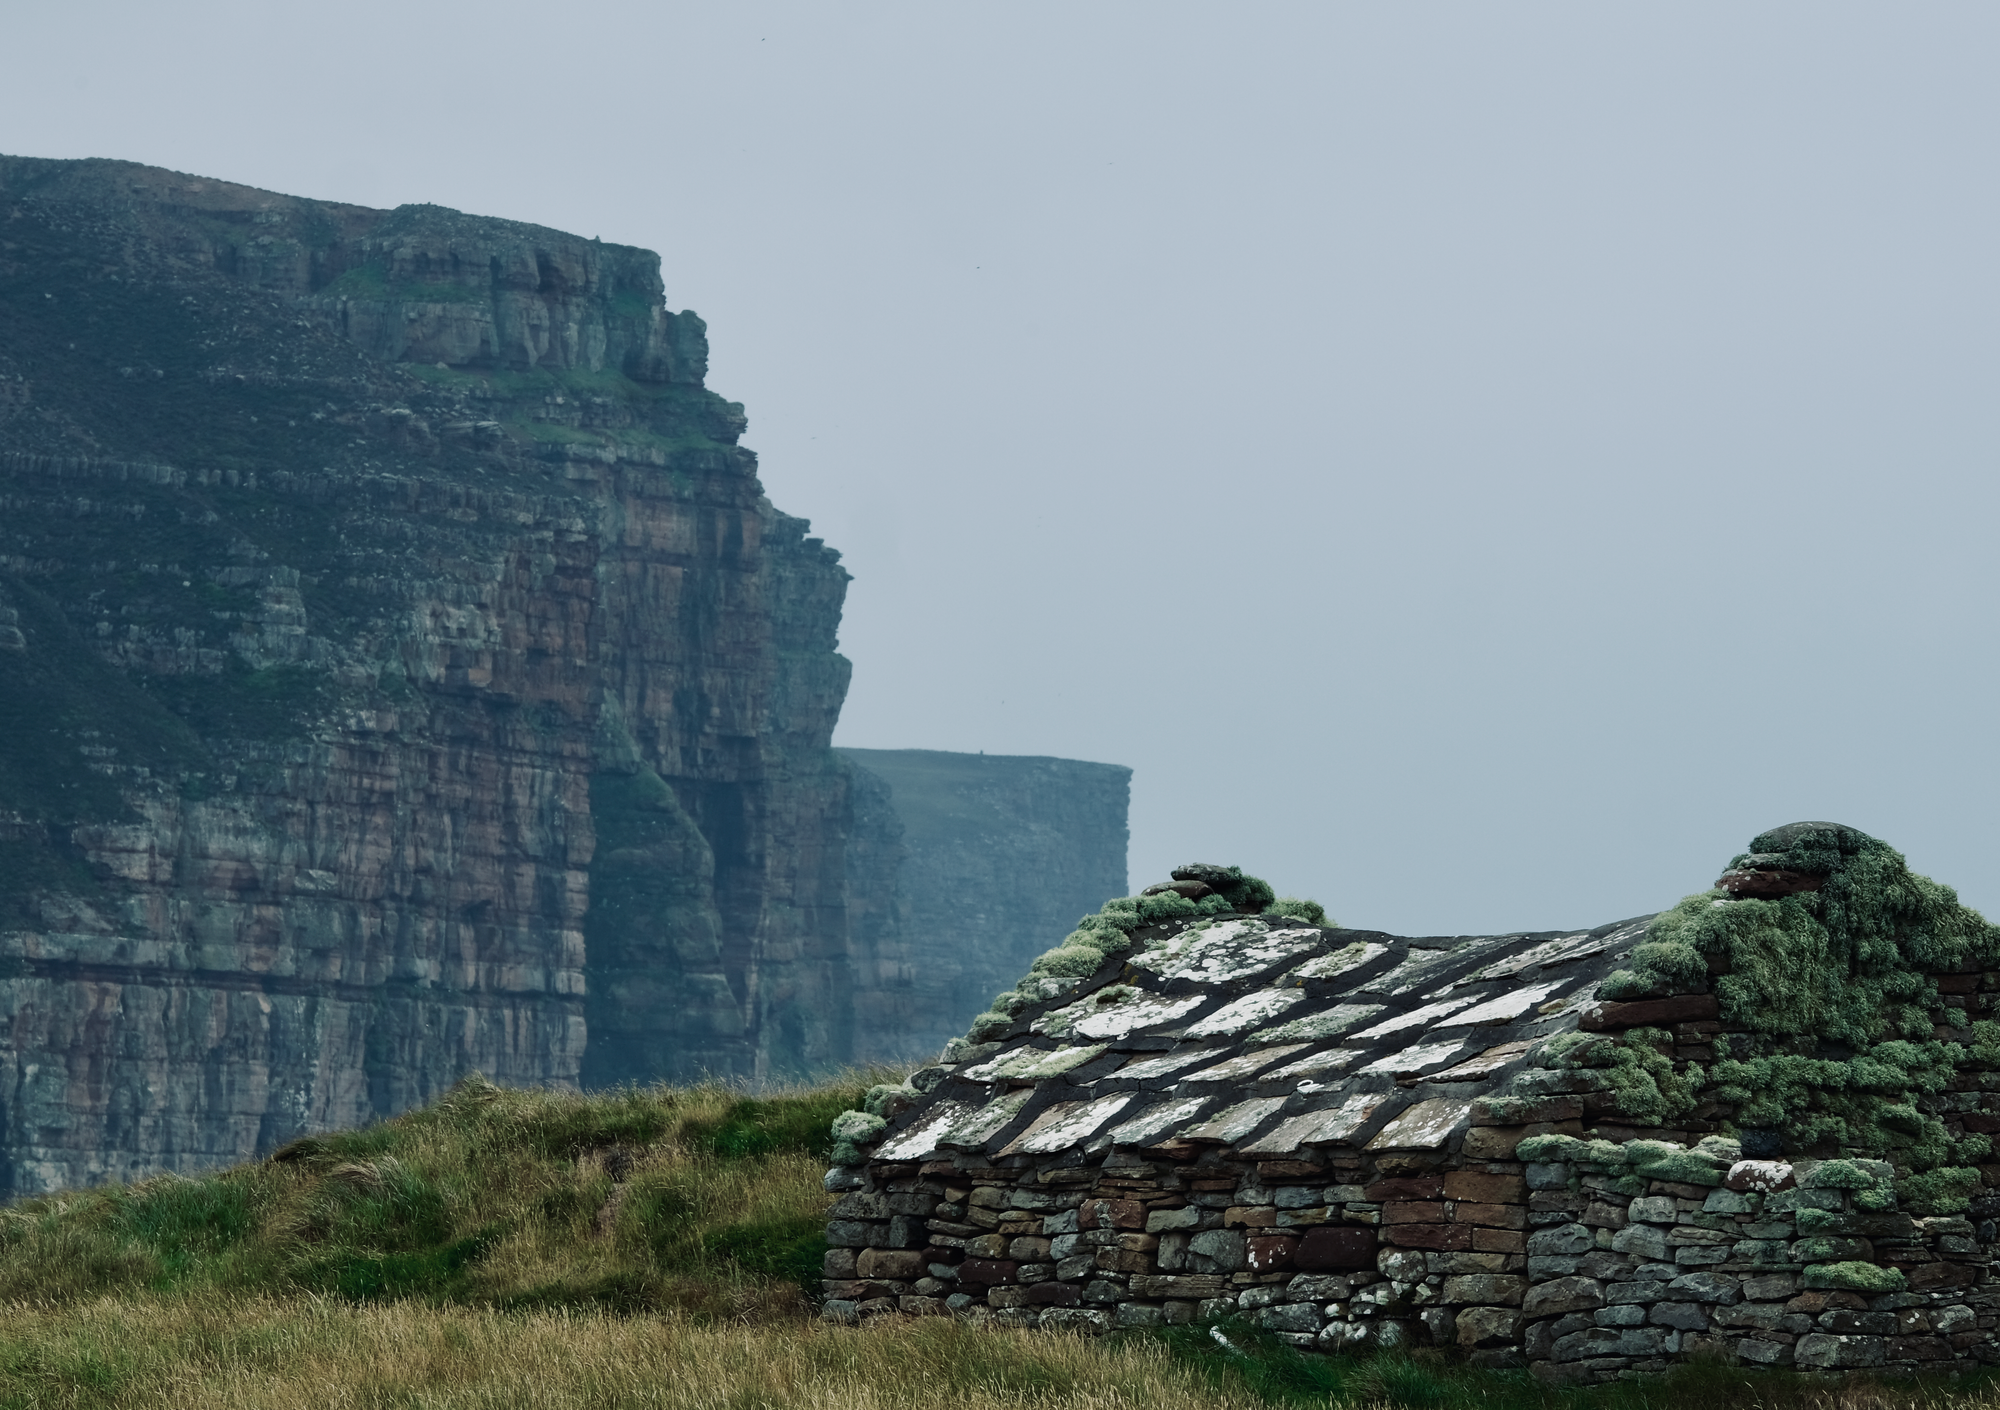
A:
[827, 831, 2000, 1383]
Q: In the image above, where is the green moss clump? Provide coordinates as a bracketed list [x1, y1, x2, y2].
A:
[1030, 946, 1107, 979]
[1542, 1028, 1701, 1128]
[827, 1110, 886, 1168]
[1643, 824, 2000, 1173]
[1899, 1165, 1982, 1216]
[1136, 891, 1199, 923]
[1270, 897, 1331, 925]
[1803, 1261, 1907, 1293]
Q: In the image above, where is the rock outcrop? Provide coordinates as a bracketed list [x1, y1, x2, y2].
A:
[828, 826, 2000, 1381]
[0, 156, 866, 1192]
[837, 749, 1131, 1065]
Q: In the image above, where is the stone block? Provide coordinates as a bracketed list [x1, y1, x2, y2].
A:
[824, 1248, 858, 1279]
[1667, 1272, 1741, 1304]
[1526, 1223, 1595, 1256]
[1739, 1273, 1799, 1301]
[1454, 1202, 1528, 1230]
[826, 1220, 875, 1248]
[1365, 1175, 1444, 1201]
[1078, 1198, 1146, 1231]
[957, 1258, 1019, 1286]
[1524, 1276, 1605, 1318]
[830, 1193, 890, 1219]
[899, 1295, 945, 1316]
[1427, 1251, 1509, 1275]
[1187, 1229, 1247, 1272]
[1702, 1189, 1755, 1215]
[1114, 1302, 1162, 1328]
[987, 1286, 1034, 1309]
[1288, 1273, 1353, 1301]
[1041, 1309, 1111, 1333]
[1593, 1305, 1646, 1327]
[1648, 1301, 1708, 1330]
[1247, 1235, 1297, 1273]
[1383, 1200, 1447, 1224]
[1385, 1223, 1471, 1250]
[1442, 1274, 1527, 1306]
[1455, 1305, 1524, 1347]
[1224, 1205, 1279, 1229]
[1255, 1303, 1324, 1334]
[1604, 1279, 1670, 1306]
[1737, 1337, 1793, 1365]
[1146, 1206, 1200, 1233]
[1525, 1162, 1572, 1190]
[1008, 1236, 1052, 1261]
[1610, 1224, 1668, 1259]
[1023, 1281, 1079, 1306]
[856, 1249, 927, 1280]
[1794, 1333, 1885, 1369]
[1473, 1228, 1528, 1253]
[1129, 1274, 1229, 1299]
[1095, 1247, 1153, 1274]
[1082, 1279, 1125, 1304]
[821, 1299, 858, 1323]
[1552, 1325, 1667, 1360]
[1627, 1196, 1677, 1224]
[1444, 1170, 1528, 1205]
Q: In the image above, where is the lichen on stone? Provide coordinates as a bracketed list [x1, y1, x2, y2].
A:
[1538, 1027, 1700, 1128]
[1803, 1260, 1907, 1293]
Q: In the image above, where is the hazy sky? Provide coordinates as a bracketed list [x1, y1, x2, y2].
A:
[7, 4, 1999, 937]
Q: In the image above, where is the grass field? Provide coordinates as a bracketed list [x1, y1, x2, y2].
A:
[0, 1073, 1994, 1409]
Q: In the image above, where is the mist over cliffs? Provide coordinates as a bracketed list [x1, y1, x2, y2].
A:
[0, 157, 1123, 1195]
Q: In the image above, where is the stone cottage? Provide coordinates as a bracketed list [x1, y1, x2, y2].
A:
[822, 828, 2000, 1382]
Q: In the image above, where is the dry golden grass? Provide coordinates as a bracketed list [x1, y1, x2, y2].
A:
[0, 1295, 1255, 1410]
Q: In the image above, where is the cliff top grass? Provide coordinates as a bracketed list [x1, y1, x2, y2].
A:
[0, 1074, 1994, 1408]
[0, 1071, 891, 1317]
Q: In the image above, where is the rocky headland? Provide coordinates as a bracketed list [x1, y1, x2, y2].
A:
[0, 156, 1124, 1195]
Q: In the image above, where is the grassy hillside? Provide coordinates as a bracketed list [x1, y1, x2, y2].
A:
[0, 1074, 1995, 1409]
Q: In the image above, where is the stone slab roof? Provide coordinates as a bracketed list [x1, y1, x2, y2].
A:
[874, 912, 1656, 1164]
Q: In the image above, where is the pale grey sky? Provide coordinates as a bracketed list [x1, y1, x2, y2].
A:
[7, 3, 1999, 935]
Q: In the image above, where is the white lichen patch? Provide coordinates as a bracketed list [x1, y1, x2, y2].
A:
[1130, 921, 1325, 985]
[959, 1043, 1108, 1083]
[1182, 988, 1306, 1038]
[1433, 978, 1571, 1028]
[1348, 993, 1479, 1041]
[1283, 941, 1388, 985]
[1108, 1095, 1212, 1147]
[1421, 1039, 1533, 1083]
[1262, 1047, 1367, 1082]
[1181, 1095, 1290, 1144]
[998, 1093, 1136, 1156]
[1363, 937, 1511, 997]
[1065, 992, 1207, 1041]
[873, 1100, 978, 1161]
[1251, 1003, 1386, 1043]
[1472, 931, 1619, 982]
[1364, 1097, 1470, 1151]
[938, 1088, 1035, 1150]
[1240, 1091, 1385, 1154]
[1180, 1044, 1313, 1083]
[1115, 1047, 1228, 1080]
[1358, 1039, 1469, 1078]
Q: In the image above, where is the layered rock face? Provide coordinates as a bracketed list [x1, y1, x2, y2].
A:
[0, 156, 860, 1191]
[831, 826, 2000, 1381]
[837, 750, 1130, 1064]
